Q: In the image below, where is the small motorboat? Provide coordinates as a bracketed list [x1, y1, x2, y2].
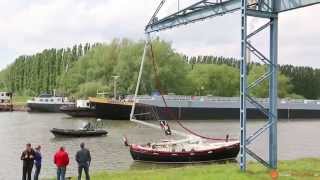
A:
[51, 128, 108, 137]
[128, 138, 240, 163]
[51, 120, 107, 137]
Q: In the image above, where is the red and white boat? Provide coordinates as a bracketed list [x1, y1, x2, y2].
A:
[127, 40, 240, 163]
[129, 138, 240, 163]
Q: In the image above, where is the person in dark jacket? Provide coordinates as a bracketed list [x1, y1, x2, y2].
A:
[54, 146, 69, 180]
[33, 145, 42, 180]
[76, 142, 91, 180]
[21, 143, 35, 180]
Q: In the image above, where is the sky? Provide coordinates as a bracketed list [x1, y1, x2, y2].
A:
[0, 0, 319, 70]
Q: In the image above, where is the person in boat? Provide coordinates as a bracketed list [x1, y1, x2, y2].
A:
[54, 146, 69, 180]
[123, 137, 129, 146]
[33, 145, 42, 180]
[76, 142, 91, 180]
[83, 122, 94, 131]
[159, 120, 172, 135]
[146, 142, 151, 147]
[21, 143, 36, 180]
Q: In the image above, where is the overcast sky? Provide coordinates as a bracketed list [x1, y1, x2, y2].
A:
[0, 0, 319, 70]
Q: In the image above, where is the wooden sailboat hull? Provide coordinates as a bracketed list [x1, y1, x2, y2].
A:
[130, 142, 240, 163]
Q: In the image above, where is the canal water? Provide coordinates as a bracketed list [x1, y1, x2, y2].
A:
[0, 112, 320, 179]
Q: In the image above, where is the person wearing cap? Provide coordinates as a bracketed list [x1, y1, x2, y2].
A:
[76, 142, 91, 180]
[20, 143, 35, 180]
[54, 146, 69, 180]
[34, 145, 42, 180]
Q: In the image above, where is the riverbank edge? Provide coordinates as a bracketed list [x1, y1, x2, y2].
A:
[46, 158, 320, 180]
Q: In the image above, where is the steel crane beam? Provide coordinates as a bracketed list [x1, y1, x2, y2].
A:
[145, 0, 320, 33]
[145, 0, 242, 33]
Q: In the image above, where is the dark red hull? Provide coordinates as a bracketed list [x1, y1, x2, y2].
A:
[130, 142, 240, 163]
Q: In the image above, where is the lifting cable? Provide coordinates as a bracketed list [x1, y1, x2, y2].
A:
[148, 40, 236, 141]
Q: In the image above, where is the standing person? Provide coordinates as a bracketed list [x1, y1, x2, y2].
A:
[76, 142, 91, 180]
[54, 146, 69, 180]
[20, 143, 35, 180]
[34, 145, 42, 180]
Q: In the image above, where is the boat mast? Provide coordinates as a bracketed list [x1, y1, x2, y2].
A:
[112, 75, 120, 100]
[130, 0, 168, 120]
[129, 34, 189, 138]
[130, 34, 149, 120]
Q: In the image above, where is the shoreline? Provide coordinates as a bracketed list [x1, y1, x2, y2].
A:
[0, 104, 28, 112]
[13, 104, 28, 111]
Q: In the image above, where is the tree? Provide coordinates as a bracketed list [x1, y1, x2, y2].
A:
[248, 65, 292, 98]
[187, 64, 239, 96]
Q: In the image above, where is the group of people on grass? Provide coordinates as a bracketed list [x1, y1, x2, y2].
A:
[21, 142, 91, 180]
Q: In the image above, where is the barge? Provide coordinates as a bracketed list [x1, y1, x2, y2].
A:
[77, 95, 320, 120]
[0, 92, 13, 111]
[27, 94, 74, 113]
[133, 95, 320, 120]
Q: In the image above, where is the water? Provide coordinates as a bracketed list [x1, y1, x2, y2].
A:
[1, 112, 320, 179]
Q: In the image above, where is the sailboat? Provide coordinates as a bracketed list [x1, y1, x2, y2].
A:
[126, 37, 240, 163]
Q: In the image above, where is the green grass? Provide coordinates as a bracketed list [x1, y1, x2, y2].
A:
[12, 96, 30, 106]
[54, 158, 320, 180]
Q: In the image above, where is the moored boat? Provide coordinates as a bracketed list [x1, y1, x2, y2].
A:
[60, 100, 96, 118]
[133, 95, 320, 120]
[0, 92, 13, 111]
[129, 138, 240, 163]
[27, 93, 74, 113]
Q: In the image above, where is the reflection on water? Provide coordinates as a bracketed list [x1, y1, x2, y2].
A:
[0, 112, 320, 179]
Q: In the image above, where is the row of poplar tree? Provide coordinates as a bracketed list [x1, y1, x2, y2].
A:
[0, 43, 101, 95]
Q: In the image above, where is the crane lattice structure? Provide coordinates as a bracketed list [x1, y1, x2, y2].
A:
[131, 0, 320, 171]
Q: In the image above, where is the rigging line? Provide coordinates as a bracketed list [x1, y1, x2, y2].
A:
[148, 39, 236, 141]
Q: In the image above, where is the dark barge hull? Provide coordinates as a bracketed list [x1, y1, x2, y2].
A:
[92, 103, 320, 120]
[89, 97, 320, 120]
[60, 106, 96, 118]
[89, 99, 151, 120]
[50, 128, 108, 137]
[27, 103, 66, 113]
[152, 107, 320, 120]
[130, 143, 240, 163]
[93, 102, 132, 120]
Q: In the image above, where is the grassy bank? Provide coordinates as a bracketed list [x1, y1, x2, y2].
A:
[55, 158, 320, 180]
[12, 96, 30, 106]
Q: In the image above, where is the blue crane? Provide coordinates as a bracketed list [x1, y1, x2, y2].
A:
[132, 0, 320, 171]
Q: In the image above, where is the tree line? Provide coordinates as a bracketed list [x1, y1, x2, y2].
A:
[0, 43, 100, 95]
[0, 39, 318, 99]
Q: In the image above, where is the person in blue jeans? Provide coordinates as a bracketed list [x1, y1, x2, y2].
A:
[34, 145, 42, 180]
[54, 146, 69, 180]
[57, 167, 66, 180]
[76, 142, 91, 180]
